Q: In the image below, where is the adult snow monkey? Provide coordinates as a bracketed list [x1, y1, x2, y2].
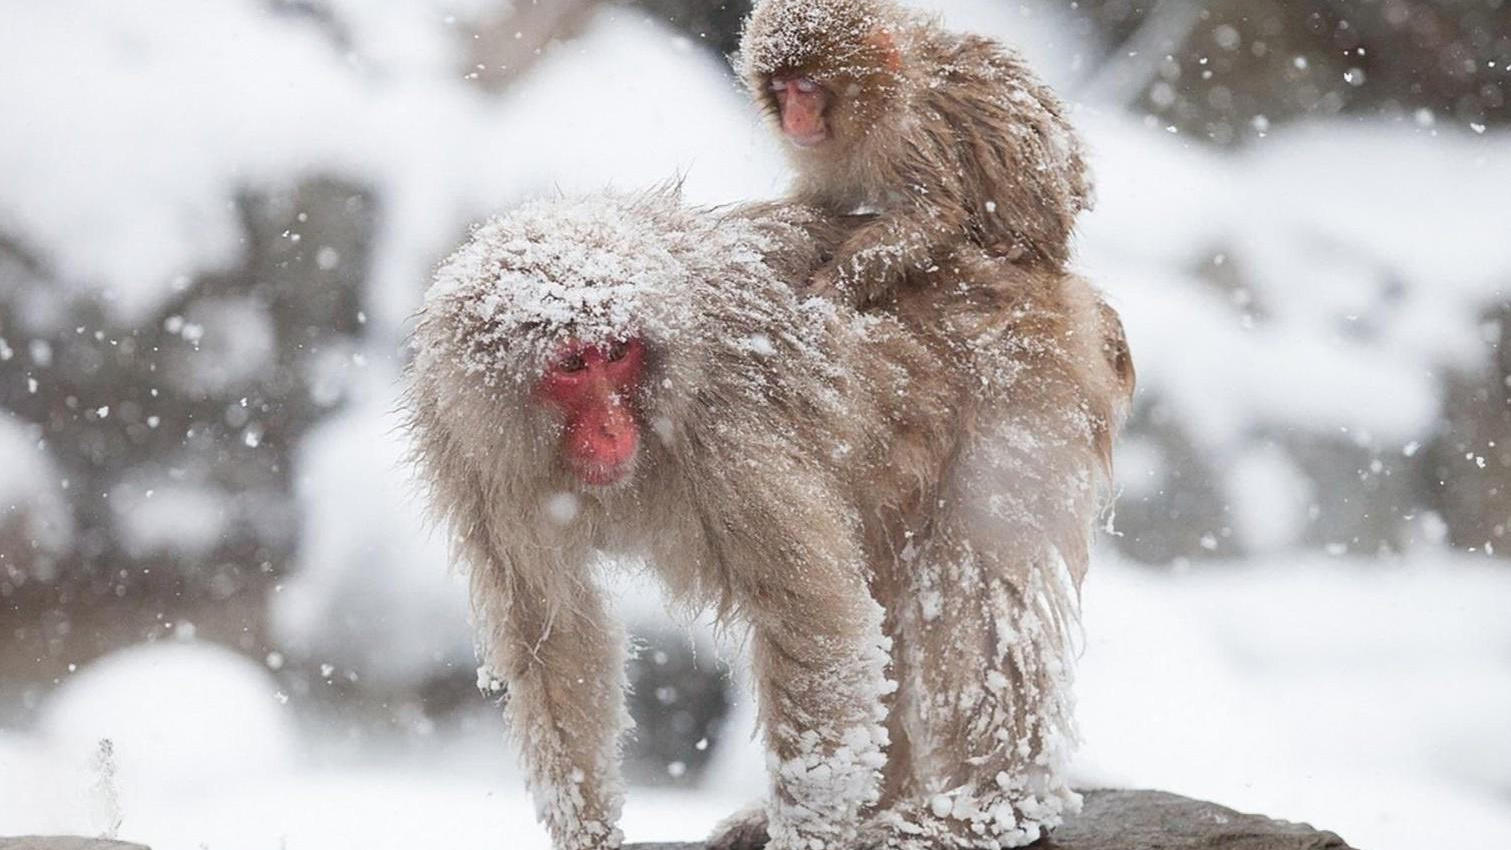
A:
[737, 0, 1091, 307]
[405, 192, 1130, 850]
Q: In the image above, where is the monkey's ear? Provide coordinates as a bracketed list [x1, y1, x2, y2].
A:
[866, 29, 903, 73]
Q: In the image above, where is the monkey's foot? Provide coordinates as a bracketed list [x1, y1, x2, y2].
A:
[707, 804, 770, 850]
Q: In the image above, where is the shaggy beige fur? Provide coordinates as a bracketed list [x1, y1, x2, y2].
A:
[406, 192, 1131, 850]
[738, 0, 1093, 305]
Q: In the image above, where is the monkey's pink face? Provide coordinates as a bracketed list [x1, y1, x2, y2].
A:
[769, 74, 831, 147]
[536, 338, 646, 487]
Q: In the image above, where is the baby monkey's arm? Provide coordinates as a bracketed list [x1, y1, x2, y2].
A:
[810, 200, 967, 306]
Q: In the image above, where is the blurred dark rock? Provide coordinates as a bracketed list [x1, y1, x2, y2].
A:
[628, 789, 1354, 850]
[0, 177, 378, 715]
[465, 0, 597, 91]
[464, 0, 752, 93]
[623, 628, 731, 787]
[1077, 0, 1510, 145]
[1285, 433, 1417, 556]
[620, 0, 754, 59]
[1429, 299, 1511, 553]
[1111, 396, 1237, 564]
[1036, 789, 1353, 850]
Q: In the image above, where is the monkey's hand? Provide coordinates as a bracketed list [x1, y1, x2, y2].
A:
[804, 263, 844, 297]
[816, 214, 946, 308]
[805, 258, 876, 309]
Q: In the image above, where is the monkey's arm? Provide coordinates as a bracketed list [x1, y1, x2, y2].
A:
[472, 543, 629, 850]
[815, 201, 967, 306]
[408, 388, 627, 848]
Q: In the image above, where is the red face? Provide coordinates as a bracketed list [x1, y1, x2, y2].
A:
[769, 74, 831, 147]
[537, 338, 646, 487]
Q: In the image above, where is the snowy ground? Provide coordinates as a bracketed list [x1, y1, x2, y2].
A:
[1076, 554, 1511, 850]
[3, 553, 1508, 850]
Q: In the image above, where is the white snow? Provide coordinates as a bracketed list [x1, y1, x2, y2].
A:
[1080, 115, 1511, 456]
[1226, 443, 1315, 552]
[162, 296, 279, 396]
[0, 414, 50, 509]
[110, 480, 231, 560]
[0, 411, 72, 564]
[1074, 552, 1511, 850]
[545, 492, 582, 525]
[1, 555, 1505, 850]
[38, 642, 297, 801]
[269, 375, 473, 690]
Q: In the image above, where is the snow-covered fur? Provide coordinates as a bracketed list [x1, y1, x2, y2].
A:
[405, 191, 1130, 850]
[737, 0, 1092, 303]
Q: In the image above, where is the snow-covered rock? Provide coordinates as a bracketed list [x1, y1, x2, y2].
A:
[40, 641, 297, 790]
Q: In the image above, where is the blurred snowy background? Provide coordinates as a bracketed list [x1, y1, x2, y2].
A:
[1, 0, 1508, 848]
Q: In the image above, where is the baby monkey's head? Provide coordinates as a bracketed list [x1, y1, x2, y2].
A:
[738, 0, 913, 154]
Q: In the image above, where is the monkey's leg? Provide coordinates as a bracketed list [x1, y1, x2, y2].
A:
[873, 560, 921, 814]
[476, 566, 630, 850]
[718, 517, 893, 850]
[705, 560, 911, 850]
[750, 586, 892, 850]
[863, 523, 1081, 850]
[870, 414, 1099, 849]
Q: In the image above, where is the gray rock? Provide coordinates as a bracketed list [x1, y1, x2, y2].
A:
[0, 791, 1353, 850]
[627, 789, 1355, 850]
[1039, 789, 1352, 850]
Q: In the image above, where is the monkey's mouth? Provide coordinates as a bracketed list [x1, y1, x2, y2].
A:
[574, 462, 630, 487]
[568, 447, 639, 488]
[786, 127, 830, 148]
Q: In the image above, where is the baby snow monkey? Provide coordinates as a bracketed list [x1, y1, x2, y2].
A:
[738, 0, 1092, 305]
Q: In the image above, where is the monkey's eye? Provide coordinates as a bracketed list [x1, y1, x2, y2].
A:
[769, 76, 824, 95]
[556, 353, 586, 373]
[605, 340, 630, 362]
